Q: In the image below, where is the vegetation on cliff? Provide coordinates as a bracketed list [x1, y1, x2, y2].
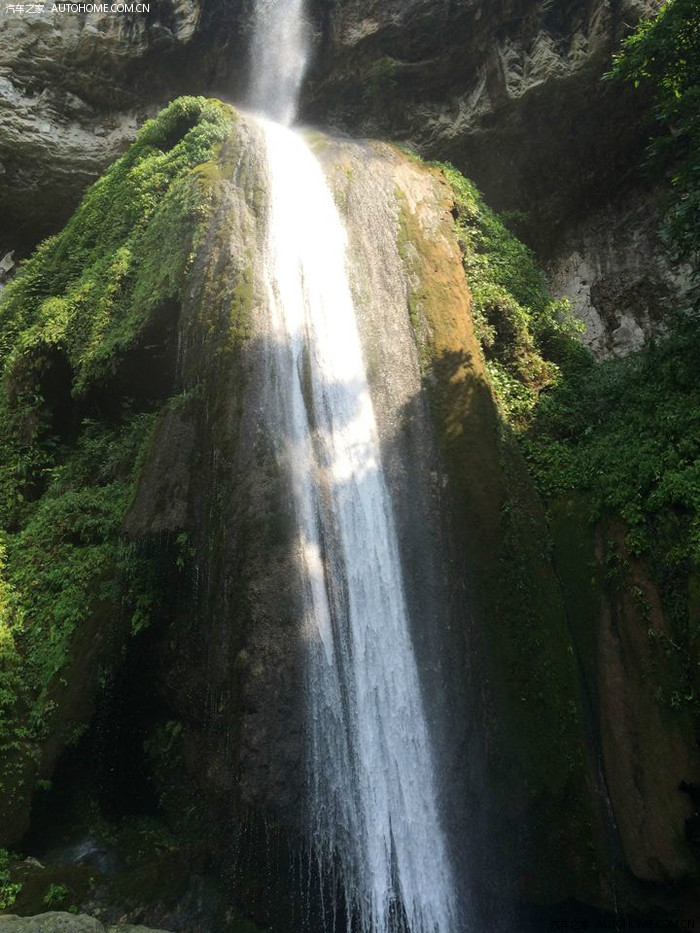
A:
[608, 0, 700, 268]
[438, 163, 585, 428]
[0, 17, 696, 907]
[0, 96, 235, 836]
[437, 1, 700, 725]
[527, 0, 700, 666]
[427, 22, 699, 880]
[443, 167, 699, 712]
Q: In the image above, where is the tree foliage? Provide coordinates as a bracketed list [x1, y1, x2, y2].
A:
[609, 0, 700, 268]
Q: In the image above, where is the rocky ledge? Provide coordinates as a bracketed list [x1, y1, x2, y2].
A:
[0, 0, 246, 253]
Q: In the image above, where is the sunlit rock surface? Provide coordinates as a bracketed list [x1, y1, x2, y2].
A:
[547, 187, 692, 358]
[1, 94, 699, 921]
[305, 0, 662, 239]
[302, 0, 689, 352]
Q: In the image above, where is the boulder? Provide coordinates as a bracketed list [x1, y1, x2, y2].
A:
[0, 915, 171, 933]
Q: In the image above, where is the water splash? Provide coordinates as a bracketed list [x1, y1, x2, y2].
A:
[248, 2, 459, 930]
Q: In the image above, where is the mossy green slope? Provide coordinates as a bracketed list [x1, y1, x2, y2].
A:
[0, 96, 235, 843]
[437, 156, 699, 729]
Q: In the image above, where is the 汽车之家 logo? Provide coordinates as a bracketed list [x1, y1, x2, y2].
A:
[4, 2, 151, 12]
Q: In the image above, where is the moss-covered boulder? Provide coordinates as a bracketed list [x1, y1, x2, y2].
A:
[0, 96, 236, 843]
[0, 916, 102, 933]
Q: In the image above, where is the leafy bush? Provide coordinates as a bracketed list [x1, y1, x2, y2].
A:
[520, 2, 700, 578]
[525, 310, 700, 568]
[0, 850, 21, 910]
[438, 163, 584, 427]
[440, 143, 699, 685]
[608, 0, 700, 269]
[43, 883, 68, 908]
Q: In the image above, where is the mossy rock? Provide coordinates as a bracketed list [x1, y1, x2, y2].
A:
[0, 914, 103, 932]
[0, 96, 237, 843]
[0, 916, 172, 932]
[106, 926, 173, 933]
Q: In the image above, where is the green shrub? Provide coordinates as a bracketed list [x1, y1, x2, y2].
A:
[43, 882, 68, 908]
[0, 850, 21, 910]
[437, 163, 584, 427]
[607, 0, 700, 269]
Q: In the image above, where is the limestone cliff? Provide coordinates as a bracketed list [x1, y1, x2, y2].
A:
[0, 0, 246, 252]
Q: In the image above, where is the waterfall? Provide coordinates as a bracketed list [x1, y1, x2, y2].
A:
[247, 3, 459, 931]
[248, 0, 309, 126]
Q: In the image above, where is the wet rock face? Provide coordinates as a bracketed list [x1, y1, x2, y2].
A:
[301, 0, 692, 354]
[0, 0, 661, 257]
[0, 915, 171, 932]
[301, 0, 697, 355]
[1, 0, 682, 357]
[595, 529, 700, 884]
[123, 118, 478, 832]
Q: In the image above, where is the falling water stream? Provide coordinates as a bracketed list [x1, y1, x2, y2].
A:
[248, 2, 458, 930]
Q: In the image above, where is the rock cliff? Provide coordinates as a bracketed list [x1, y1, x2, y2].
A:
[0, 0, 687, 355]
[1, 0, 698, 927]
[303, 0, 688, 357]
[0, 0, 245, 253]
[2, 95, 698, 925]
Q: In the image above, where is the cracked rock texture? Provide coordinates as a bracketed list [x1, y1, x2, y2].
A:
[0, 0, 246, 253]
[306, 0, 660, 239]
[547, 187, 692, 357]
[303, 0, 688, 354]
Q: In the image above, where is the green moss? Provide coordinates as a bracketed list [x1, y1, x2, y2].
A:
[549, 498, 602, 694]
[0, 97, 236, 839]
[431, 158, 700, 726]
[364, 57, 400, 100]
[435, 163, 585, 428]
[229, 261, 255, 346]
[523, 313, 700, 711]
[0, 415, 157, 817]
[0, 98, 232, 396]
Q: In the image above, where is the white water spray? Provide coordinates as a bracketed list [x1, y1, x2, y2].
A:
[248, 0, 309, 126]
[248, 3, 458, 931]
